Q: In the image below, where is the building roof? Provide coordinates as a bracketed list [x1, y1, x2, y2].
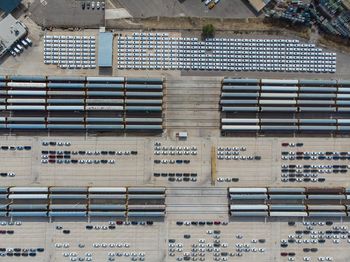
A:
[98, 32, 113, 67]
[0, 14, 27, 57]
[342, 0, 350, 10]
[0, 0, 22, 13]
[246, 0, 270, 12]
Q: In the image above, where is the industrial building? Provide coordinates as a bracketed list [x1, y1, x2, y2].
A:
[0, 0, 22, 14]
[0, 14, 27, 58]
[246, 0, 271, 13]
[97, 30, 113, 68]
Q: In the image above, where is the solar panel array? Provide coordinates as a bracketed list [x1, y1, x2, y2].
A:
[43, 35, 96, 69]
[0, 187, 165, 218]
[229, 187, 350, 217]
[220, 78, 350, 133]
[0, 75, 163, 132]
[116, 32, 336, 73]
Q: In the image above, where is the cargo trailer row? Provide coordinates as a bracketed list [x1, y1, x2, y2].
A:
[0, 123, 163, 132]
[221, 124, 350, 132]
[0, 76, 164, 132]
[0, 186, 165, 194]
[228, 187, 349, 195]
[0, 210, 165, 218]
[229, 187, 350, 217]
[229, 205, 350, 217]
[221, 78, 350, 134]
[1, 75, 163, 84]
[223, 78, 345, 86]
[0, 186, 166, 218]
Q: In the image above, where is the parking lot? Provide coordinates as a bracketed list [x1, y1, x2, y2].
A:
[0, 136, 349, 188]
[0, 219, 164, 261]
[116, 33, 335, 73]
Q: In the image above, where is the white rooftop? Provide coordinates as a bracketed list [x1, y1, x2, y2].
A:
[0, 14, 27, 57]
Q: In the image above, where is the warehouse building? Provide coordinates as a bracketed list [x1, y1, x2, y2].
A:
[98, 29, 113, 68]
[246, 0, 271, 13]
[0, 14, 27, 58]
[0, 0, 22, 14]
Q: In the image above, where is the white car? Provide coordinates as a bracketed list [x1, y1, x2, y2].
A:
[204, 0, 212, 5]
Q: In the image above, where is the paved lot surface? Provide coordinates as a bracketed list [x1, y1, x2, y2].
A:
[1, 24, 350, 262]
[0, 136, 350, 188]
[29, 0, 104, 28]
[2, 217, 350, 261]
[113, 0, 256, 18]
[2, 28, 350, 79]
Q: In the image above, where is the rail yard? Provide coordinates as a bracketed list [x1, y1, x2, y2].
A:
[0, 0, 350, 261]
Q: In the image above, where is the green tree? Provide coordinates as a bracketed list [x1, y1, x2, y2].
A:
[202, 24, 215, 40]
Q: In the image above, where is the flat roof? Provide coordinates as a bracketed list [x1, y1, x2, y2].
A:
[246, 0, 270, 12]
[0, 0, 21, 13]
[98, 32, 113, 67]
[0, 14, 27, 57]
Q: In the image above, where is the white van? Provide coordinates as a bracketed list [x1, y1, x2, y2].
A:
[13, 47, 21, 54]
[21, 39, 29, 47]
[16, 44, 23, 52]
